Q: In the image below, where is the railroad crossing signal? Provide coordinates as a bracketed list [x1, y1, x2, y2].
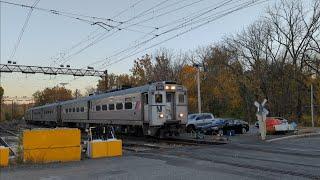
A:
[254, 99, 269, 140]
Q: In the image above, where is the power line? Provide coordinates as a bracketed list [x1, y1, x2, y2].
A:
[54, 0, 180, 66]
[91, 0, 237, 68]
[60, 0, 225, 67]
[111, 0, 146, 19]
[0, 0, 121, 24]
[101, 0, 268, 68]
[67, 0, 267, 86]
[8, 0, 40, 61]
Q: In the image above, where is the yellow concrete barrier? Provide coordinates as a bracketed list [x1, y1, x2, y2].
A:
[107, 139, 122, 157]
[23, 128, 81, 163]
[87, 139, 122, 158]
[23, 128, 80, 149]
[0, 146, 9, 167]
[24, 146, 81, 163]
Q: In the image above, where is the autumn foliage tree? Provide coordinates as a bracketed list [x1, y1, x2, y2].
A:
[33, 86, 73, 106]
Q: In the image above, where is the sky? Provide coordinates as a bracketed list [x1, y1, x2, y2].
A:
[0, 0, 278, 98]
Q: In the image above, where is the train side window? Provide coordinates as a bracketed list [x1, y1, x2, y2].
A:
[80, 107, 84, 112]
[155, 94, 163, 103]
[73, 108, 75, 112]
[96, 105, 101, 111]
[125, 102, 133, 109]
[69, 108, 72, 113]
[65, 109, 68, 113]
[76, 107, 80, 112]
[102, 105, 108, 111]
[116, 103, 123, 110]
[179, 94, 185, 103]
[109, 104, 115, 110]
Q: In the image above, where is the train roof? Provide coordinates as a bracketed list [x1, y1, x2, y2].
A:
[28, 81, 183, 110]
[28, 102, 60, 111]
[59, 83, 151, 105]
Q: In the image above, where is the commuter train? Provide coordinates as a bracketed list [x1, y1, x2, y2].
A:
[25, 81, 188, 137]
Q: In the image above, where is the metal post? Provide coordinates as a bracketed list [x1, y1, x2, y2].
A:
[196, 67, 201, 114]
[311, 84, 314, 127]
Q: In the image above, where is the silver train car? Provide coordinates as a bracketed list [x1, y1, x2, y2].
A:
[25, 81, 188, 136]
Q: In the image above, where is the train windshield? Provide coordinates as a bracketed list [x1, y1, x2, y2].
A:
[155, 94, 163, 103]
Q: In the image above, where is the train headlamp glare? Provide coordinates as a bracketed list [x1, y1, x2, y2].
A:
[179, 113, 184, 117]
[159, 113, 164, 118]
[165, 85, 170, 90]
[171, 86, 176, 90]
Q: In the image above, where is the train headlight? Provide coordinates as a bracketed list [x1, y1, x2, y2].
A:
[165, 85, 170, 90]
[171, 86, 176, 90]
[159, 113, 164, 118]
[179, 113, 184, 118]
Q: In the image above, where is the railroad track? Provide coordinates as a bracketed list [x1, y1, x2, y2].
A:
[0, 125, 19, 137]
[121, 135, 227, 151]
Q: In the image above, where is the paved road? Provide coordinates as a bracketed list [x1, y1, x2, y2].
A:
[1, 136, 319, 180]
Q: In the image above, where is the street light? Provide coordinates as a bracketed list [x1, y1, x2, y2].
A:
[193, 63, 202, 114]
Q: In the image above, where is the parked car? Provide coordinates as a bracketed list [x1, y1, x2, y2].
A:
[198, 118, 226, 135]
[256, 117, 297, 134]
[267, 117, 297, 134]
[186, 113, 215, 132]
[223, 118, 250, 134]
[198, 118, 249, 135]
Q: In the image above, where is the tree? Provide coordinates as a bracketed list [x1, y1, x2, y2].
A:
[33, 86, 73, 106]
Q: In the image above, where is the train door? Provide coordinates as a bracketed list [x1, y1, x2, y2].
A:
[57, 105, 62, 126]
[142, 93, 149, 122]
[166, 92, 175, 120]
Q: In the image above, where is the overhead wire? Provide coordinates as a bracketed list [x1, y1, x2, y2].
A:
[67, 0, 267, 86]
[100, 0, 268, 69]
[8, 0, 40, 61]
[90, 0, 236, 68]
[55, 0, 183, 65]
[62, 0, 216, 67]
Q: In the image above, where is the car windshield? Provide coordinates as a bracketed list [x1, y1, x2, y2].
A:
[188, 114, 197, 119]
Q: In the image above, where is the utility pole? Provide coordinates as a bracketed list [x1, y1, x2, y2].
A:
[311, 83, 314, 127]
[193, 63, 201, 114]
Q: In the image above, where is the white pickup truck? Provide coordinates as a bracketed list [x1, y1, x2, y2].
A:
[186, 113, 215, 132]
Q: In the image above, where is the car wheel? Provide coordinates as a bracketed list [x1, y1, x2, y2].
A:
[241, 127, 247, 134]
[186, 125, 195, 133]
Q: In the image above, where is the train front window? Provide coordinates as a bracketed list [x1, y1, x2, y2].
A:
[80, 107, 84, 112]
[179, 94, 185, 103]
[76, 107, 79, 112]
[155, 94, 163, 103]
[166, 93, 172, 103]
